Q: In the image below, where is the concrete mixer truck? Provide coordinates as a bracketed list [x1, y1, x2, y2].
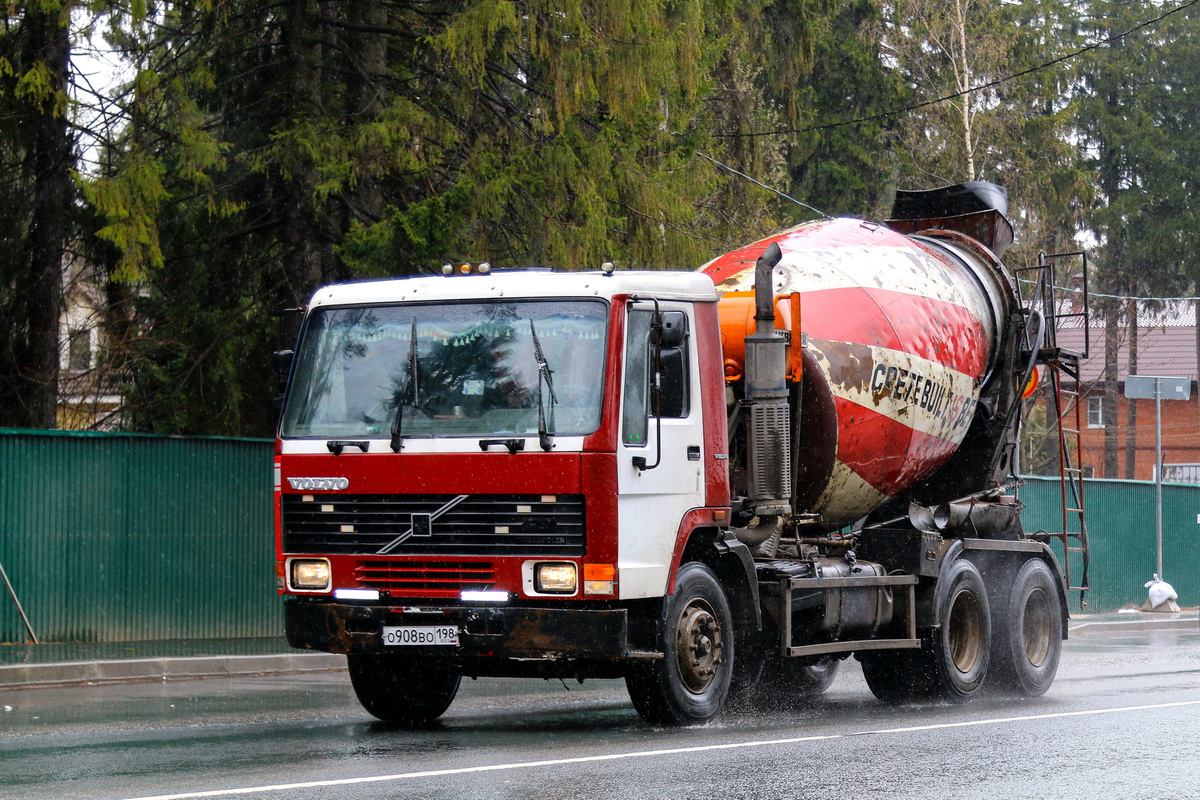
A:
[273, 181, 1082, 726]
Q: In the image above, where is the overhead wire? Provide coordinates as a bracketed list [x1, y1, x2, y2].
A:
[714, 0, 1200, 139]
[1017, 278, 1200, 303]
[695, 152, 827, 218]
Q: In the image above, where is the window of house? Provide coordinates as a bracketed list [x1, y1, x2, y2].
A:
[68, 328, 93, 371]
[1086, 396, 1104, 428]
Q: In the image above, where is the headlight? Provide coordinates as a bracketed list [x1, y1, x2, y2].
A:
[534, 562, 577, 594]
[290, 558, 331, 591]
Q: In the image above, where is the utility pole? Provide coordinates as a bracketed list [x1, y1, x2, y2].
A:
[1124, 375, 1191, 580]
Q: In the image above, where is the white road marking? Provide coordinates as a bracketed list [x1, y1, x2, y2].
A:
[123, 699, 1200, 800]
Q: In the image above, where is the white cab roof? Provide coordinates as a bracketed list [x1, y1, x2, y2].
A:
[308, 270, 718, 308]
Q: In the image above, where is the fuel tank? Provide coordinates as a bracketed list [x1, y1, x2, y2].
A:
[703, 208, 1018, 528]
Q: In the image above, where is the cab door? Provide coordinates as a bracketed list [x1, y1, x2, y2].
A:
[616, 302, 705, 599]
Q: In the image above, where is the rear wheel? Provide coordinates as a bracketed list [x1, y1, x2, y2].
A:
[859, 649, 924, 704]
[863, 558, 991, 704]
[736, 653, 841, 710]
[791, 656, 840, 694]
[347, 654, 461, 725]
[626, 562, 734, 725]
[922, 557, 991, 701]
[990, 559, 1062, 696]
[763, 655, 840, 696]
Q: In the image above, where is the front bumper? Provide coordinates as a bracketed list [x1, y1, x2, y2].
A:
[286, 598, 641, 674]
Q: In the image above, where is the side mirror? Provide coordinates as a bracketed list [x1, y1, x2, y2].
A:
[273, 349, 294, 376]
[657, 347, 687, 417]
[653, 310, 687, 348]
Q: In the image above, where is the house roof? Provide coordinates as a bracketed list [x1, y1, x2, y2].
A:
[1054, 299, 1198, 383]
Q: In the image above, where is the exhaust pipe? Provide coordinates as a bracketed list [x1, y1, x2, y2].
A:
[744, 242, 791, 515]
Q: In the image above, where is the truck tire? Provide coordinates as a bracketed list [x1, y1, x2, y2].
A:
[790, 656, 840, 694]
[735, 653, 839, 710]
[766, 654, 840, 694]
[859, 649, 923, 704]
[726, 631, 767, 706]
[864, 558, 991, 704]
[990, 558, 1062, 696]
[922, 556, 991, 701]
[625, 562, 734, 725]
[347, 654, 461, 725]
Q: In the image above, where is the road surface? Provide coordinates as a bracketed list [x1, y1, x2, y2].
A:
[2, 622, 1198, 799]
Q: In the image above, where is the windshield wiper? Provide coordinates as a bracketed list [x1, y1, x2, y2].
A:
[529, 320, 558, 452]
[390, 319, 419, 453]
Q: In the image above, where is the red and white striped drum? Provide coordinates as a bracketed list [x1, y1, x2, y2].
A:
[703, 216, 1015, 527]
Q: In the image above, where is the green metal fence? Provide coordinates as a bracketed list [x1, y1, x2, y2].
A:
[0, 429, 278, 644]
[1020, 475, 1200, 613]
[1, 429, 1195, 645]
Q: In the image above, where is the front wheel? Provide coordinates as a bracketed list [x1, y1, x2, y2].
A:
[625, 562, 735, 725]
[347, 654, 461, 725]
[990, 558, 1063, 696]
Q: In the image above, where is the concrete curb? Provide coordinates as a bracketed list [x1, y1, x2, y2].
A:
[1068, 611, 1199, 635]
[2, 611, 1194, 690]
[0, 652, 345, 691]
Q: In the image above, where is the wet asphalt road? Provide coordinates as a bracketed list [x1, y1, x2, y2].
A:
[2, 624, 1198, 800]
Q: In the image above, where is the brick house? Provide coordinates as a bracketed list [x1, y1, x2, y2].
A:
[1046, 300, 1200, 481]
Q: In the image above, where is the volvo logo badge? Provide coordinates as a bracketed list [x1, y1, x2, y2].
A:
[287, 476, 350, 491]
[377, 495, 469, 554]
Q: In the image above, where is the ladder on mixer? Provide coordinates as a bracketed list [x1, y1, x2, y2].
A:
[1045, 356, 1090, 598]
[1016, 251, 1091, 602]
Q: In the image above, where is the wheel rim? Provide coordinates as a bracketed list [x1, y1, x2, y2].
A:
[807, 658, 834, 679]
[1022, 587, 1052, 668]
[675, 600, 723, 694]
[947, 588, 983, 674]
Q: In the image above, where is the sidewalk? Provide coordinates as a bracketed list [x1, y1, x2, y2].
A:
[1, 611, 1195, 691]
[0, 637, 343, 690]
[1066, 608, 1199, 635]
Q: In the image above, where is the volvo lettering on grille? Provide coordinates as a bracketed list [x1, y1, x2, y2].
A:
[287, 476, 350, 491]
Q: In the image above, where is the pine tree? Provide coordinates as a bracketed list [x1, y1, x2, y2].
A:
[886, 0, 1087, 263]
[0, 1, 76, 428]
[82, 1, 775, 434]
[1075, 0, 1200, 477]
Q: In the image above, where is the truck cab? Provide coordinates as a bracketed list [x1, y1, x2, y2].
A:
[276, 268, 752, 724]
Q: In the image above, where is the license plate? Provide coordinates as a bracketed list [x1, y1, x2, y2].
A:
[381, 625, 459, 646]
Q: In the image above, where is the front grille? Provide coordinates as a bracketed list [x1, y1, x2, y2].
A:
[355, 559, 495, 597]
[282, 493, 585, 556]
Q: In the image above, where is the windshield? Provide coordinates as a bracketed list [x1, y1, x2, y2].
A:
[281, 299, 608, 439]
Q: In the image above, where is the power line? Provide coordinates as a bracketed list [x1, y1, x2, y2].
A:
[696, 152, 827, 218]
[715, 0, 1200, 139]
[1017, 278, 1200, 303]
[1086, 291, 1200, 302]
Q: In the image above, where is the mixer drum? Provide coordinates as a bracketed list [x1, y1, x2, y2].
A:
[704, 217, 1014, 527]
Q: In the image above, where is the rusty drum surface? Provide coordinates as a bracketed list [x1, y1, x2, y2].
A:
[703, 217, 1013, 527]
